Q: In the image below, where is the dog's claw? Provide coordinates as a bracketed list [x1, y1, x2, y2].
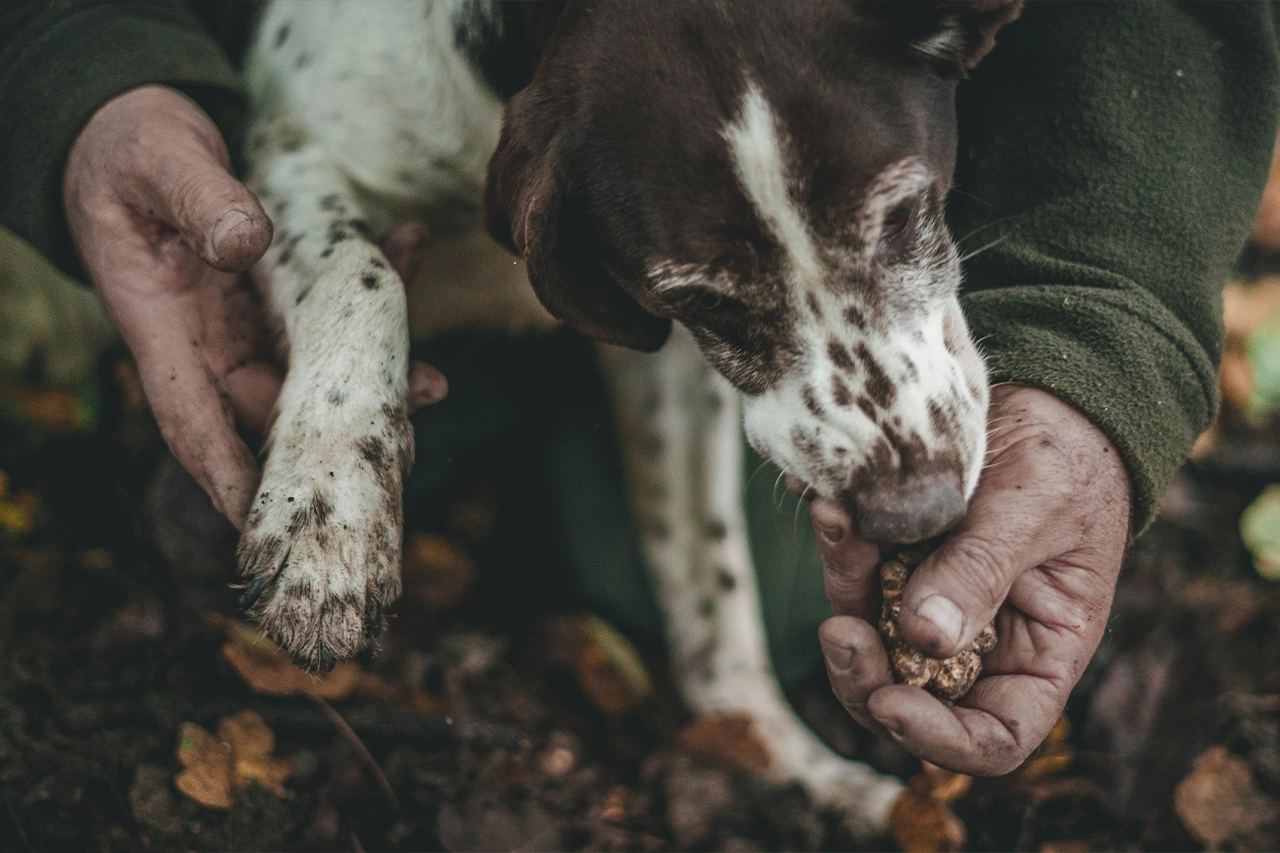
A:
[239, 575, 269, 612]
[364, 601, 382, 638]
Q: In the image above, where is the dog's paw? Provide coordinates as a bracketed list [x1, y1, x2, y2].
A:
[236, 411, 412, 670]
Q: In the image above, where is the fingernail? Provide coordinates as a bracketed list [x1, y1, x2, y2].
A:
[916, 594, 964, 648]
[877, 717, 904, 739]
[823, 641, 854, 671]
[212, 210, 251, 254]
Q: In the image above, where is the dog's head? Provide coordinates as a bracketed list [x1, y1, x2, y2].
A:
[485, 0, 1021, 543]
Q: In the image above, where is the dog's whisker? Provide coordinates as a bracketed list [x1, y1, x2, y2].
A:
[958, 234, 1010, 264]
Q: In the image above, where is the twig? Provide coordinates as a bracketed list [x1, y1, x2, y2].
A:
[307, 692, 403, 811]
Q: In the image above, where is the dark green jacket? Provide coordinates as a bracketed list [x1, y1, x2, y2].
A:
[1, 0, 1278, 535]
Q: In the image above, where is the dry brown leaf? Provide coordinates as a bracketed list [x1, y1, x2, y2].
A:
[1174, 745, 1280, 850]
[570, 614, 653, 716]
[174, 712, 294, 809]
[1020, 716, 1075, 782]
[920, 762, 973, 804]
[220, 620, 361, 699]
[890, 786, 966, 853]
[0, 470, 36, 536]
[1189, 423, 1221, 460]
[6, 385, 83, 432]
[676, 712, 772, 773]
[599, 785, 631, 824]
[408, 690, 449, 716]
[218, 710, 294, 797]
[174, 721, 234, 809]
[401, 532, 477, 615]
[1178, 576, 1274, 634]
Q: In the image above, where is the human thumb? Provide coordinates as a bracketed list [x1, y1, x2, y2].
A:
[158, 145, 273, 272]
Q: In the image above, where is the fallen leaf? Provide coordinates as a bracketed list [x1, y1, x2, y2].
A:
[1178, 575, 1273, 633]
[890, 786, 966, 853]
[1240, 485, 1280, 581]
[401, 532, 477, 615]
[1022, 716, 1075, 781]
[920, 762, 973, 805]
[570, 614, 653, 716]
[220, 620, 361, 699]
[174, 721, 234, 809]
[1188, 422, 1221, 460]
[1026, 776, 1102, 806]
[0, 381, 90, 433]
[218, 710, 294, 797]
[599, 785, 632, 824]
[677, 712, 771, 773]
[1174, 745, 1280, 850]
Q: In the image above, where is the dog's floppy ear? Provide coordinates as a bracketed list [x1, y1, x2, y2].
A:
[485, 118, 671, 353]
[883, 0, 1024, 77]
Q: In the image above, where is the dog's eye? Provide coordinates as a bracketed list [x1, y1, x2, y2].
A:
[668, 286, 743, 319]
[881, 205, 911, 242]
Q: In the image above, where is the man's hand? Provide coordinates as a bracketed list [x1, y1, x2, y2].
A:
[63, 85, 444, 529]
[810, 385, 1131, 774]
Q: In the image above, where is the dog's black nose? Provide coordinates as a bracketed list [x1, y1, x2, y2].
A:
[848, 476, 966, 544]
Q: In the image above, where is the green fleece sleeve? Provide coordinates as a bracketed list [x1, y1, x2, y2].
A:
[950, 1, 1280, 533]
[0, 0, 247, 281]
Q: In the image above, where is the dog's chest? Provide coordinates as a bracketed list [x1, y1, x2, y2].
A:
[247, 0, 506, 228]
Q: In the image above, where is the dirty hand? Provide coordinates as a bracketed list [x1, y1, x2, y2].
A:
[810, 384, 1131, 774]
[63, 84, 444, 529]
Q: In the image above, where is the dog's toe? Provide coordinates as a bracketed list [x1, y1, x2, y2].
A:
[236, 458, 404, 669]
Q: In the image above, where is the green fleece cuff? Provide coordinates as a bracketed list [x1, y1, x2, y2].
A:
[0, 3, 245, 283]
[962, 284, 1220, 536]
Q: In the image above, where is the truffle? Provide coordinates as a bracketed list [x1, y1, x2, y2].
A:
[878, 544, 997, 702]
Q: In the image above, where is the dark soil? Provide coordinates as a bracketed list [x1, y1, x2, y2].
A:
[0, 356, 1277, 852]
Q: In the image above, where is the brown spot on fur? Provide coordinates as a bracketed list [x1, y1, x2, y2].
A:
[704, 519, 727, 539]
[362, 272, 379, 289]
[802, 384, 823, 418]
[832, 375, 853, 407]
[854, 343, 896, 408]
[805, 292, 822, 318]
[717, 570, 736, 591]
[856, 395, 877, 421]
[927, 399, 955, 439]
[357, 435, 391, 479]
[790, 425, 822, 463]
[845, 305, 867, 329]
[828, 340, 856, 372]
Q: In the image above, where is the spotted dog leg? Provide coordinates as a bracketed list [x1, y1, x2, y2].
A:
[601, 325, 902, 840]
[238, 135, 411, 670]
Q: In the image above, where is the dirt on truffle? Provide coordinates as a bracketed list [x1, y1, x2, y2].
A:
[0, 355, 1277, 852]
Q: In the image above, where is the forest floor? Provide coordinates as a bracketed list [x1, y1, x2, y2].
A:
[0, 335, 1276, 853]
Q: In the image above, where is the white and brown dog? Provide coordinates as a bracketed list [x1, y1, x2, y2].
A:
[237, 0, 1019, 837]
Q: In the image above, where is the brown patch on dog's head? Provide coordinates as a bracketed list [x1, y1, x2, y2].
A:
[484, 0, 1019, 357]
[483, 49, 672, 352]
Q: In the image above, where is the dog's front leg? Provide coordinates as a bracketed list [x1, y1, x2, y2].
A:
[239, 137, 411, 670]
[603, 326, 901, 840]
